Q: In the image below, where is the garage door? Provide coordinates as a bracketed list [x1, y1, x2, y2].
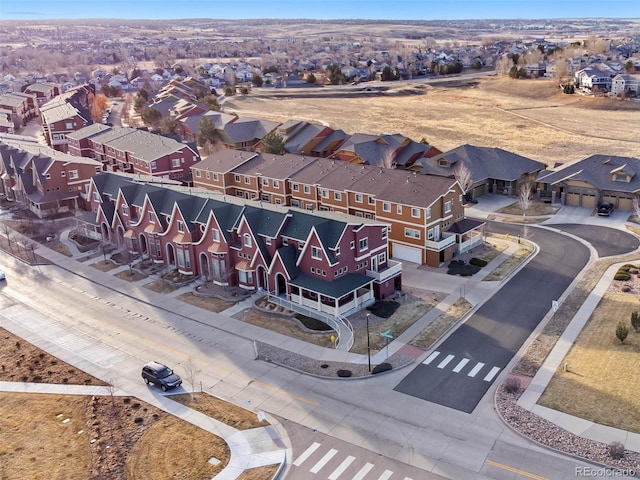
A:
[619, 197, 634, 211]
[566, 193, 580, 206]
[392, 244, 422, 264]
[582, 194, 596, 208]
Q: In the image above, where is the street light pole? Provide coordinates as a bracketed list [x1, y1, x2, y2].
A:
[366, 313, 371, 372]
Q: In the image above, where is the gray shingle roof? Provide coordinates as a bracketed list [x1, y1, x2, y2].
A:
[290, 273, 373, 298]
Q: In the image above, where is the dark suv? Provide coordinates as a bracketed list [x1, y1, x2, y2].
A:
[597, 202, 614, 216]
[141, 361, 182, 391]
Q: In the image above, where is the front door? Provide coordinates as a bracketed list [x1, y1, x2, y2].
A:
[371, 255, 378, 272]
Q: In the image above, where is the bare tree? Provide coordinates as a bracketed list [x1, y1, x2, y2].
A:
[495, 55, 513, 76]
[454, 162, 474, 203]
[380, 149, 395, 169]
[184, 356, 199, 400]
[632, 196, 640, 222]
[518, 180, 534, 220]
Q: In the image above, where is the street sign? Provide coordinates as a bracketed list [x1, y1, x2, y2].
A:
[380, 329, 393, 339]
[552, 300, 559, 312]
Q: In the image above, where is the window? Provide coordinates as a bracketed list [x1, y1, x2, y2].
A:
[244, 176, 250, 184]
[275, 198, 282, 205]
[359, 237, 368, 251]
[61, 171, 66, 177]
[355, 193, 363, 203]
[382, 202, 391, 212]
[368, 196, 375, 205]
[350, 240, 355, 250]
[65, 122, 73, 129]
[212, 229, 220, 242]
[335, 247, 340, 256]
[444, 200, 452, 214]
[172, 158, 180, 168]
[234, 174, 240, 182]
[177, 249, 185, 268]
[68, 170, 78, 179]
[93, 192, 100, 202]
[321, 189, 328, 198]
[213, 173, 219, 181]
[291, 199, 300, 208]
[177, 220, 184, 233]
[265, 237, 271, 245]
[243, 233, 252, 247]
[379, 252, 387, 264]
[292, 183, 299, 191]
[273, 180, 280, 188]
[122, 204, 128, 216]
[150, 161, 156, 170]
[334, 192, 342, 201]
[306, 204, 313, 210]
[382, 227, 388, 240]
[411, 207, 420, 218]
[397, 204, 403, 214]
[405, 228, 420, 239]
[427, 228, 435, 240]
[303, 185, 311, 194]
[261, 194, 270, 202]
[262, 178, 269, 186]
[195, 170, 201, 178]
[298, 241, 305, 251]
[426, 207, 431, 219]
[311, 246, 322, 260]
[148, 212, 155, 223]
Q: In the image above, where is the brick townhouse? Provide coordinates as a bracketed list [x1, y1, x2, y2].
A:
[191, 150, 483, 266]
[67, 124, 199, 182]
[88, 172, 401, 335]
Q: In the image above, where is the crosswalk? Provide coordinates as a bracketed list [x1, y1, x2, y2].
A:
[293, 442, 414, 480]
[422, 350, 501, 382]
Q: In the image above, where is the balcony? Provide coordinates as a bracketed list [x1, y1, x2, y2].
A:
[425, 231, 456, 251]
[366, 259, 402, 282]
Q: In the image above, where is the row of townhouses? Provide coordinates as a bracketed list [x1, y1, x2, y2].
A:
[190, 150, 483, 267]
[89, 171, 402, 349]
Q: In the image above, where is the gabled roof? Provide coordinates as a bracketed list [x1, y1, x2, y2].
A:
[289, 273, 373, 299]
[232, 152, 313, 180]
[220, 117, 280, 144]
[333, 133, 408, 166]
[417, 144, 546, 182]
[536, 154, 640, 193]
[195, 149, 258, 174]
[311, 129, 348, 155]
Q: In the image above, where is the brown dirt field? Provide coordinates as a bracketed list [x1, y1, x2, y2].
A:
[143, 279, 178, 293]
[224, 76, 640, 163]
[177, 292, 235, 312]
[172, 392, 269, 430]
[409, 298, 472, 349]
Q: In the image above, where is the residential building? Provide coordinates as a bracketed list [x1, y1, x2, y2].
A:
[23, 82, 61, 106]
[191, 150, 481, 266]
[88, 171, 401, 343]
[0, 134, 102, 217]
[67, 125, 199, 182]
[536, 154, 640, 210]
[0, 92, 38, 130]
[412, 144, 547, 200]
[610, 74, 640, 97]
[217, 117, 280, 150]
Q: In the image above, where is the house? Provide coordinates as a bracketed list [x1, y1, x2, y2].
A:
[0, 134, 102, 217]
[67, 125, 200, 182]
[23, 82, 61, 106]
[179, 110, 236, 143]
[536, 154, 640, 210]
[88, 171, 401, 346]
[191, 150, 480, 267]
[574, 66, 614, 92]
[217, 117, 280, 150]
[276, 120, 336, 156]
[411, 144, 547, 200]
[610, 74, 640, 97]
[39, 94, 92, 153]
[0, 92, 38, 129]
[329, 133, 433, 168]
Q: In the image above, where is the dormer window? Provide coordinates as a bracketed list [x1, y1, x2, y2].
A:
[438, 159, 450, 167]
[122, 204, 128, 216]
[177, 220, 184, 233]
[243, 233, 252, 247]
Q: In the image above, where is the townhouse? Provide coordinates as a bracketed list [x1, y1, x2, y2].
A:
[191, 151, 479, 266]
[0, 92, 38, 130]
[88, 171, 401, 345]
[610, 74, 640, 97]
[67, 124, 199, 182]
[23, 82, 61, 107]
[0, 134, 102, 217]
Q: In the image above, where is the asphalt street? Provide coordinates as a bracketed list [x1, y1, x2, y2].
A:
[394, 222, 637, 413]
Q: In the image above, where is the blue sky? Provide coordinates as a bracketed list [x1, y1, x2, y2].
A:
[2, 0, 639, 21]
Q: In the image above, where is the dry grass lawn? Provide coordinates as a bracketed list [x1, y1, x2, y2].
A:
[225, 77, 640, 163]
[114, 270, 147, 282]
[0, 393, 92, 480]
[125, 416, 228, 480]
[482, 241, 534, 282]
[177, 292, 234, 313]
[409, 298, 472, 349]
[143, 279, 178, 293]
[89, 260, 118, 272]
[171, 392, 269, 430]
[496, 201, 560, 217]
[539, 292, 640, 433]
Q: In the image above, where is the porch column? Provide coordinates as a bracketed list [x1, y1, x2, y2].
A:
[334, 298, 339, 317]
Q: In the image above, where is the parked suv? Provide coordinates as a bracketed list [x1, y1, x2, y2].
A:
[141, 361, 182, 391]
[597, 202, 614, 216]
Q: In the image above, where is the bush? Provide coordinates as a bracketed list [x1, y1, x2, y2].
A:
[632, 311, 640, 333]
[372, 363, 392, 374]
[336, 369, 352, 378]
[469, 257, 488, 267]
[134, 417, 144, 424]
[616, 321, 629, 344]
[614, 272, 631, 281]
[608, 441, 625, 459]
[504, 376, 521, 393]
[618, 264, 635, 272]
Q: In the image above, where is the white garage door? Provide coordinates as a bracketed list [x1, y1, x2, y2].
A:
[392, 244, 422, 264]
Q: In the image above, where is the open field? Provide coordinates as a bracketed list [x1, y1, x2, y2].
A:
[224, 76, 640, 164]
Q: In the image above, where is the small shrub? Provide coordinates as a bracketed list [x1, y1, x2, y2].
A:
[15, 341, 20, 349]
[32, 375, 42, 382]
[618, 264, 635, 272]
[622, 286, 632, 292]
[21, 376, 28, 382]
[631, 311, 640, 333]
[132, 402, 141, 409]
[336, 369, 352, 378]
[62, 378, 68, 383]
[134, 417, 144, 424]
[372, 363, 392, 374]
[614, 272, 631, 281]
[608, 441, 625, 460]
[616, 321, 629, 344]
[123, 397, 131, 404]
[469, 257, 488, 267]
[504, 376, 521, 393]
[629, 268, 639, 274]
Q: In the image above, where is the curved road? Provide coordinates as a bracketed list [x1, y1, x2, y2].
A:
[394, 221, 638, 412]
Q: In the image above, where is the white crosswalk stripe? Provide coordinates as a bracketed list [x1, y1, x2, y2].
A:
[423, 350, 440, 365]
[437, 354, 455, 369]
[310, 448, 337, 473]
[353, 462, 375, 480]
[378, 470, 394, 480]
[484, 366, 501, 382]
[293, 442, 320, 466]
[467, 362, 485, 377]
[328, 455, 356, 479]
[452, 358, 469, 372]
